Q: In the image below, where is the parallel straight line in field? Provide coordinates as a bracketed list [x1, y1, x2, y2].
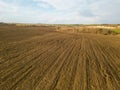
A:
[94, 38, 120, 81]
[48, 38, 82, 89]
[0, 33, 62, 65]
[9, 46, 62, 90]
[48, 39, 76, 90]
[0, 34, 59, 64]
[88, 39, 107, 90]
[77, 36, 87, 90]
[98, 39, 120, 71]
[1, 42, 58, 80]
[90, 38, 120, 89]
[96, 37, 120, 60]
[33, 38, 75, 90]
[0, 45, 49, 70]
[31, 38, 70, 86]
[80, 37, 91, 90]
[68, 38, 82, 90]
[0, 36, 63, 75]
[4, 44, 62, 90]
[94, 39, 120, 87]
[0, 44, 54, 77]
[0, 44, 59, 85]
[10, 38, 71, 90]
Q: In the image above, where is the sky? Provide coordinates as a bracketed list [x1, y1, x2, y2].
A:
[0, 0, 120, 24]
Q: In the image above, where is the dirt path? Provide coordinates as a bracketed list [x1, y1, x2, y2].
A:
[0, 28, 120, 90]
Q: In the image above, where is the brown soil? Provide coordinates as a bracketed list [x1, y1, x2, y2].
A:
[0, 26, 120, 90]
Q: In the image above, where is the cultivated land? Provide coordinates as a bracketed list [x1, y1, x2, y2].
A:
[0, 25, 120, 90]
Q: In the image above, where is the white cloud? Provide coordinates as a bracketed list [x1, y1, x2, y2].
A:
[33, 0, 83, 10]
[0, 0, 120, 24]
[0, 1, 18, 12]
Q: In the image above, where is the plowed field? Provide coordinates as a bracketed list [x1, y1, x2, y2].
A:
[0, 26, 120, 90]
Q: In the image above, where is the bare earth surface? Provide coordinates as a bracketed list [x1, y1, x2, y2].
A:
[0, 26, 120, 90]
